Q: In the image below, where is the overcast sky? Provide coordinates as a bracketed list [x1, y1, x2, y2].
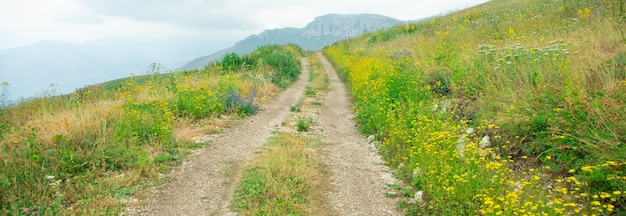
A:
[0, 0, 489, 50]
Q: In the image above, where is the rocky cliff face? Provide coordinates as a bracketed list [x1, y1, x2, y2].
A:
[302, 14, 400, 38]
[245, 14, 400, 43]
[180, 14, 402, 70]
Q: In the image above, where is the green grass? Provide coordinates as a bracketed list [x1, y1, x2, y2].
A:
[304, 86, 316, 96]
[324, 0, 626, 214]
[0, 45, 304, 214]
[295, 117, 313, 132]
[290, 103, 302, 112]
[230, 133, 330, 215]
[308, 54, 330, 92]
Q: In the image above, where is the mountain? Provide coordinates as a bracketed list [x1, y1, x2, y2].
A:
[0, 13, 401, 102]
[0, 39, 151, 102]
[180, 13, 403, 70]
[0, 36, 232, 102]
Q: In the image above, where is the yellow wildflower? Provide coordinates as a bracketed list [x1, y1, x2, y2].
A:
[582, 166, 595, 172]
[563, 202, 577, 207]
[606, 204, 615, 212]
[600, 192, 611, 199]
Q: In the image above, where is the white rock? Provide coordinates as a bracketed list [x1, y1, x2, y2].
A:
[456, 135, 466, 158]
[432, 104, 439, 112]
[480, 135, 491, 149]
[412, 167, 422, 179]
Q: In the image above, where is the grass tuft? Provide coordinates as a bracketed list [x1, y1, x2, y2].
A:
[295, 117, 313, 132]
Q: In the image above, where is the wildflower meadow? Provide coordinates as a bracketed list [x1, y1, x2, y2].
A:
[325, 0, 625, 214]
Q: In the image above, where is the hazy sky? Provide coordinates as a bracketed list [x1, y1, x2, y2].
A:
[0, 0, 489, 50]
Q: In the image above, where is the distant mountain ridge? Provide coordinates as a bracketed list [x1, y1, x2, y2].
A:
[0, 13, 402, 102]
[180, 13, 403, 70]
[0, 37, 227, 102]
[0, 39, 150, 102]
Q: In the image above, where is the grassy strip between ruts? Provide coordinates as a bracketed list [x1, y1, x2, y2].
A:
[231, 54, 332, 215]
[229, 132, 330, 215]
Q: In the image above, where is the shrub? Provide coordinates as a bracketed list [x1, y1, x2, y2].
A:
[224, 90, 258, 116]
[221, 53, 242, 72]
[250, 45, 303, 88]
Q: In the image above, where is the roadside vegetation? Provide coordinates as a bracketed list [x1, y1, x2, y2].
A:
[325, 0, 625, 215]
[231, 54, 332, 215]
[0, 45, 304, 215]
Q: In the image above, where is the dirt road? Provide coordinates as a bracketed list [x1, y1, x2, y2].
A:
[314, 52, 400, 215]
[130, 58, 310, 215]
[130, 53, 400, 215]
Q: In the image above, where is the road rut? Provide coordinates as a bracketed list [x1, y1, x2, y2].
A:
[314, 52, 401, 215]
[131, 58, 311, 216]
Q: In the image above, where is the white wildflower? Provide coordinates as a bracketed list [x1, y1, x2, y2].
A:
[414, 191, 424, 202]
[412, 167, 422, 179]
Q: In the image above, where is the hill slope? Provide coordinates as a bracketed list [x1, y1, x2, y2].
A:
[180, 14, 402, 70]
[324, 0, 625, 214]
[0, 36, 233, 102]
[0, 45, 306, 214]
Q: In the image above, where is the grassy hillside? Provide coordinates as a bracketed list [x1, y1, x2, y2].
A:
[0, 45, 304, 214]
[324, 0, 625, 215]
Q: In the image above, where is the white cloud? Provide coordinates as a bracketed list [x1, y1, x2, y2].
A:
[53, 9, 105, 25]
[0, 0, 489, 50]
[0, 0, 99, 49]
